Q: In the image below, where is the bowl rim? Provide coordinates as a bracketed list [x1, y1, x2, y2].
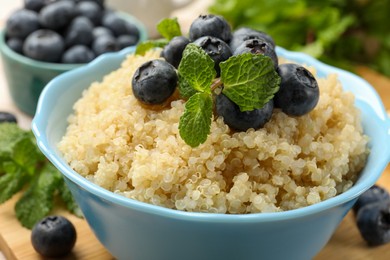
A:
[0, 11, 148, 71]
[32, 46, 390, 223]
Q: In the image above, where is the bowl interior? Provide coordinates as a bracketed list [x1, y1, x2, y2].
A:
[32, 47, 390, 221]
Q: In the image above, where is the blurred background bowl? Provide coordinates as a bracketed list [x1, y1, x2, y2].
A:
[31, 47, 390, 260]
[0, 12, 147, 117]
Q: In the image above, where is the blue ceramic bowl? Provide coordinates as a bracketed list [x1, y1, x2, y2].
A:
[32, 47, 390, 260]
[0, 12, 147, 116]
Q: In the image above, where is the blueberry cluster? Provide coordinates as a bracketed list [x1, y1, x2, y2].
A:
[5, 0, 140, 63]
[132, 14, 320, 132]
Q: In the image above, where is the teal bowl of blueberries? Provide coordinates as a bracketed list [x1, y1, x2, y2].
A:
[0, 0, 147, 116]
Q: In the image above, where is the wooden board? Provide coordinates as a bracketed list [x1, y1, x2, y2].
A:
[0, 67, 389, 259]
[0, 167, 389, 260]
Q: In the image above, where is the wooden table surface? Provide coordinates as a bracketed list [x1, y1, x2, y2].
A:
[0, 1, 390, 260]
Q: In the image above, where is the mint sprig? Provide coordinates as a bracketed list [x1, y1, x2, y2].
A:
[220, 54, 281, 111]
[136, 18, 181, 55]
[178, 44, 216, 94]
[177, 44, 280, 147]
[0, 123, 81, 229]
[179, 93, 213, 147]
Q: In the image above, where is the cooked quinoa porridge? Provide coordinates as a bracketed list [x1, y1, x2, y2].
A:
[58, 50, 369, 214]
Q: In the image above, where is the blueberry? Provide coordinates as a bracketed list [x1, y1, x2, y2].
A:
[62, 45, 95, 63]
[354, 185, 390, 214]
[230, 27, 275, 51]
[24, 0, 46, 12]
[92, 35, 118, 56]
[216, 93, 273, 131]
[102, 13, 140, 38]
[64, 16, 94, 47]
[23, 29, 64, 62]
[189, 14, 232, 43]
[39, 1, 76, 30]
[5, 9, 40, 39]
[117, 35, 138, 50]
[132, 59, 178, 105]
[161, 36, 190, 68]
[193, 36, 232, 77]
[6, 38, 24, 54]
[75, 0, 104, 8]
[31, 215, 77, 257]
[356, 201, 390, 246]
[76, 1, 102, 25]
[274, 63, 319, 116]
[0, 112, 17, 123]
[92, 26, 113, 39]
[233, 39, 278, 69]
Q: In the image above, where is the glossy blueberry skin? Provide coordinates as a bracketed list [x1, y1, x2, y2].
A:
[230, 27, 275, 51]
[5, 9, 40, 39]
[274, 63, 319, 116]
[75, 0, 105, 8]
[92, 26, 113, 39]
[24, 0, 46, 12]
[161, 36, 190, 68]
[61, 45, 95, 63]
[0, 112, 17, 124]
[356, 201, 390, 246]
[64, 16, 94, 47]
[31, 215, 77, 257]
[92, 35, 118, 56]
[23, 29, 64, 62]
[233, 39, 278, 69]
[216, 93, 274, 131]
[132, 59, 178, 105]
[117, 35, 138, 50]
[76, 1, 102, 25]
[353, 185, 390, 214]
[193, 36, 232, 77]
[6, 38, 24, 54]
[189, 14, 232, 43]
[39, 1, 76, 30]
[102, 13, 140, 38]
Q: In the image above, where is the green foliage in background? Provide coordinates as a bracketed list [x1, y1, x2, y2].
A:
[209, 0, 390, 76]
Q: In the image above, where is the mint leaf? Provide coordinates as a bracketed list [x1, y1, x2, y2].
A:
[0, 164, 30, 203]
[220, 53, 280, 111]
[135, 39, 169, 55]
[0, 137, 41, 203]
[179, 93, 213, 147]
[178, 74, 197, 99]
[0, 123, 30, 155]
[157, 18, 182, 40]
[178, 44, 216, 94]
[15, 163, 62, 228]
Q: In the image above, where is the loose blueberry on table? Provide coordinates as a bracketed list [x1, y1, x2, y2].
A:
[4, 0, 141, 63]
[31, 215, 77, 257]
[0, 112, 17, 124]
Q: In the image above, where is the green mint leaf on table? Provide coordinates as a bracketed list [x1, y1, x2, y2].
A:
[0, 123, 81, 228]
[220, 54, 280, 111]
[0, 137, 40, 203]
[179, 93, 213, 148]
[156, 17, 182, 40]
[135, 39, 169, 55]
[178, 44, 216, 94]
[15, 163, 62, 229]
